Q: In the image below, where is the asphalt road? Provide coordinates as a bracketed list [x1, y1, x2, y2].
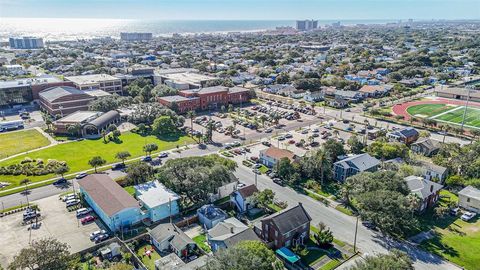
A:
[233, 165, 461, 270]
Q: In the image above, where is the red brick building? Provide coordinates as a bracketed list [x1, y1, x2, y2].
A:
[260, 203, 311, 249]
[158, 86, 250, 113]
[39, 86, 95, 116]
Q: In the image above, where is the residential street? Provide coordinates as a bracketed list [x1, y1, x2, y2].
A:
[233, 165, 461, 270]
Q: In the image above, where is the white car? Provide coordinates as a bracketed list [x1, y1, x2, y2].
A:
[89, 230, 107, 240]
[65, 199, 80, 207]
[62, 194, 78, 202]
[461, 211, 477, 221]
[76, 208, 92, 217]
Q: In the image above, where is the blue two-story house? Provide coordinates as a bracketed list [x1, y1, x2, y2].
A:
[333, 153, 380, 182]
[78, 174, 143, 232]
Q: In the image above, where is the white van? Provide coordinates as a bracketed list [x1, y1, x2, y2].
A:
[76, 208, 91, 217]
[62, 194, 77, 202]
[66, 199, 80, 207]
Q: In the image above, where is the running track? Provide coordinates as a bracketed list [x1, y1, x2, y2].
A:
[392, 98, 480, 120]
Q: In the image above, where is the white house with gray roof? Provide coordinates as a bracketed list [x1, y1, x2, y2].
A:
[207, 217, 259, 252]
[458, 186, 480, 213]
[333, 153, 380, 182]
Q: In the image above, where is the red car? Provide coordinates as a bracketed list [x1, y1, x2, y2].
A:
[81, 215, 96, 225]
[288, 140, 295, 144]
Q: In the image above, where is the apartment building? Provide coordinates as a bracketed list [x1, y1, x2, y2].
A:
[65, 74, 123, 94]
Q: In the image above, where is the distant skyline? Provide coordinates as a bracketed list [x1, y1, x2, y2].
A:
[0, 0, 479, 20]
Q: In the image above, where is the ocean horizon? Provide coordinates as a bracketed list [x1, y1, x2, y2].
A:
[0, 17, 410, 41]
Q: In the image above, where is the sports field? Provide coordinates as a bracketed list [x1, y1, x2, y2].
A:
[406, 103, 480, 129]
[0, 129, 51, 159]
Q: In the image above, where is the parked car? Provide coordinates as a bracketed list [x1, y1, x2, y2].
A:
[272, 178, 285, 186]
[268, 172, 277, 178]
[262, 141, 271, 146]
[277, 136, 286, 141]
[63, 194, 78, 202]
[461, 211, 477, 221]
[81, 215, 96, 225]
[141, 156, 152, 162]
[53, 178, 67, 186]
[253, 169, 261, 174]
[90, 230, 107, 241]
[284, 133, 293, 139]
[450, 207, 461, 216]
[23, 212, 40, 221]
[362, 221, 378, 231]
[75, 173, 88, 179]
[66, 199, 80, 207]
[312, 128, 319, 133]
[76, 208, 92, 217]
[265, 128, 273, 133]
[112, 163, 125, 170]
[158, 152, 168, 158]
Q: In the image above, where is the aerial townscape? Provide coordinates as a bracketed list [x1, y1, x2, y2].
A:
[0, 1, 479, 270]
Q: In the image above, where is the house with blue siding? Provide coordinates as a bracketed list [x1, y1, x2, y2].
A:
[333, 153, 380, 182]
[78, 174, 143, 232]
[135, 181, 180, 223]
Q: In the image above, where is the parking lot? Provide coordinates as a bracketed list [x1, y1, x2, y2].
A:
[0, 195, 104, 267]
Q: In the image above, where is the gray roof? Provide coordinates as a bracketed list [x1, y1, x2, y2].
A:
[159, 95, 199, 102]
[405, 176, 443, 200]
[419, 161, 447, 175]
[335, 153, 380, 172]
[390, 127, 419, 138]
[181, 86, 229, 95]
[197, 204, 227, 221]
[459, 186, 480, 200]
[39, 86, 89, 102]
[261, 203, 311, 234]
[149, 223, 195, 251]
[87, 110, 120, 128]
[208, 217, 259, 248]
[412, 138, 441, 151]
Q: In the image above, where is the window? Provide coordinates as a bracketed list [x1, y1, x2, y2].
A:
[285, 240, 291, 247]
[467, 198, 471, 203]
[274, 230, 278, 237]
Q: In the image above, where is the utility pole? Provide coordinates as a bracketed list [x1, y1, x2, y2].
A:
[461, 86, 473, 130]
[353, 216, 359, 253]
[255, 171, 258, 187]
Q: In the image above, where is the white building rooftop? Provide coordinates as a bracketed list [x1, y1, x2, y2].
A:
[135, 180, 180, 208]
[65, 74, 119, 85]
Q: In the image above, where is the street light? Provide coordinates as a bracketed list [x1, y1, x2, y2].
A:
[461, 85, 474, 130]
[353, 216, 359, 253]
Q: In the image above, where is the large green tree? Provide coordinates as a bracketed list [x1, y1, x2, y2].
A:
[300, 147, 332, 185]
[8, 238, 70, 270]
[152, 116, 178, 135]
[350, 249, 413, 270]
[204, 240, 283, 270]
[323, 139, 346, 162]
[125, 161, 155, 185]
[157, 155, 237, 206]
[88, 156, 106, 173]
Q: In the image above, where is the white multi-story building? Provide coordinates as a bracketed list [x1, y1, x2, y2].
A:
[9, 37, 44, 49]
[65, 74, 123, 95]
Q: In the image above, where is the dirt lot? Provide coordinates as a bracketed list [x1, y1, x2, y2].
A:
[0, 195, 104, 268]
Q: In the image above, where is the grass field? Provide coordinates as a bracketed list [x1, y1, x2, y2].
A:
[406, 104, 454, 118]
[406, 103, 480, 128]
[417, 190, 480, 270]
[434, 107, 480, 128]
[0, 129, 51, 159]
[0, 131, 193, 190]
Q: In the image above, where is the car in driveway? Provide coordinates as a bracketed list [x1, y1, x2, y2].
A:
[75, 173, 88, 179]
[461, 211, 477, 221]
[90, 230, 107, 241]
[80, 215, 96, 225]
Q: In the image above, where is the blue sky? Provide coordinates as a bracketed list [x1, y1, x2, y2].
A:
[0, 0, 478, 20]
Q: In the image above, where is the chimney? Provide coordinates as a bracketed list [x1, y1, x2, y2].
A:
[230, 227, 234, 234]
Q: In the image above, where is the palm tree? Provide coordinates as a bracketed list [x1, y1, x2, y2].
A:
[259, 115, 268, 128]
[363, 120, 369, 144]
[186, 110, 196, 136]
[225, 125, 235, 137]
[20, 178, 31, 206]
[88, 156, 106, 173]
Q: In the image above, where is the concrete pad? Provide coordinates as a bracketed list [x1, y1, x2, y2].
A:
[0, 195, 104, 268]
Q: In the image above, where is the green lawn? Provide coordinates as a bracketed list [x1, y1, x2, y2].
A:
[435, 107, 480, 128]
[0, 129, 51, 159]
[417, 190, 480, 270]
[0, 131, 193, 190]
[258, 165, 269, 174]
[406, 104, 454, 118]
[193, 233, 211, 253]
[135, 243, 161, 270]
[123, 186, 135, 196]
